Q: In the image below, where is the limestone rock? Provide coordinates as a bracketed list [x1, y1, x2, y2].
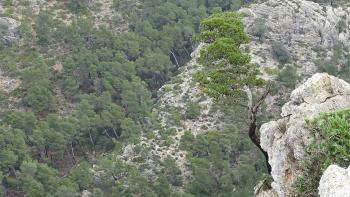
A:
[240, 0, 350, 78]
[0, 75, 20, 93]
[0, 17, 20, 45]
[319, 165, 350, 197]
[259, 73, 350, 196]
[122, 144, 135, 160]
[81, 190, 91, 197]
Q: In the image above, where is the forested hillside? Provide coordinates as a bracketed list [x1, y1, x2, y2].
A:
[0, 0, 262, 196]
[1, 0, 349, 196]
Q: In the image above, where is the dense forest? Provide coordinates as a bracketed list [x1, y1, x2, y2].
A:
[1, 0, 349, 196]
[0, 0, 266, 196]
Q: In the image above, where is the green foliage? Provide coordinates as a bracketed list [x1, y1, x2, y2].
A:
[22, 177, 46, 197]
[181, 131, 265, 196]
[295, 110, 350, 196]
[251, 18, 268, 41]
[154, 175, 171, 197]
[3, 111, 36, 134]
[185, 102, 201, 120]
[169, 107, 183, 126]
[0, 1, 263, 196]
[319, 61, 338, 75]
[65, 0, 90, 14]
[180, 131, 195, 150]
[278, 64, 299, 88]
[20, 161, 37, 177]
[272, 42, 291, 64]
[161, 156, 182, 186]
[24, 84, 57, 115]
[338, 16, 347, 33]
[316, 45, 350, 82]
[197, 12, 264, 99]
[70, 161, 93, 190]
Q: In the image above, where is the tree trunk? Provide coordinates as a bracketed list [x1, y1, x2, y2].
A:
[249, 111, 272, 174]
[245, 85, 272, 174]
[70, 141, 76, 164]
[170, 50, 180, 68]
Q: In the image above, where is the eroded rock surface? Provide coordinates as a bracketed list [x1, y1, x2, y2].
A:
[319, 165, 350, 197]
[240, 0, 350, 78]
[259, 73, 350, 196]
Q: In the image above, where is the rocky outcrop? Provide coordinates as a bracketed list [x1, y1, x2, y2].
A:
[259, 73, 350, 196]
[240, 0, 350, 78]
[319, 165, 350, 197]
[0, 17, 20, 45]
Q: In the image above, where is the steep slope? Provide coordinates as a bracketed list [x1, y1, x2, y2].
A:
[258, 73, 350, 196]
[241, 0, 350, 77]
[240, 0, 350, 117]
[132, 0, 350, 194]
[135, 44, 226, 186]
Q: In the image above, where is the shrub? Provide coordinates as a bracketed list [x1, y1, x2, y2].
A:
[24, 84, 57, 115]
[294, 110, 350, 196]
[180, 131, 195, 150]
[170, 107, 182, 126]
[251, 18, 268, 41]
[66, 0, 90, 14]
[272, 42, 291, 64]
[338, 16, 347, 33]
[278, 64, 299, 88]
[185, 102, 201, 120]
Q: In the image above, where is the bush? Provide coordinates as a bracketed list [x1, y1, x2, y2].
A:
[251, 18, 268, 41]
[170, 107, 182, 126]
[338, 17, 347, 33]
[278, 64, 299, 88]
[319, 62, 338, 75]
[24, 84, 56, 115]
[294, 110, 350, 196]
[66, 0, 90, 14]
[272, 42, 291, 64]
[185, 102, 201, 120]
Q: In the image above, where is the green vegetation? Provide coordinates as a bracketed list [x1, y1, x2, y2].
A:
[185, 102, 201, 119]
[196, 11, 272, 175]
[272, 42, 291, 65]
[196, 12, 264, 98]
[294, 110, 350, 196]
[278, 64, 299, 88]
[181, 130, 265, 196]
[0, 0, 270, 196]
[315, 45, 350, 82]
[251, 18, 268, 41]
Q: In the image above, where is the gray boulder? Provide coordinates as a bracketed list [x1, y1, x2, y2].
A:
[0, 17, 20, 45]
[319, 165, 350, 197]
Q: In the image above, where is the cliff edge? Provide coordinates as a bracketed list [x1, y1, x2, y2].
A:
[258, 73, 350, 196]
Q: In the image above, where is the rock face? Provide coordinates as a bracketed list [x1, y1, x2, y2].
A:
[240, 0, 350, 78]
[259, 73, 350, 196]
[318, 165, 350, 197]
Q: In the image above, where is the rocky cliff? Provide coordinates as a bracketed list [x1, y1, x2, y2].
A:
[132, 0, 350, 193]
[258, 73, 350, 196]
[239, 0, 350, 196]
[240, 0, 350, 78]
